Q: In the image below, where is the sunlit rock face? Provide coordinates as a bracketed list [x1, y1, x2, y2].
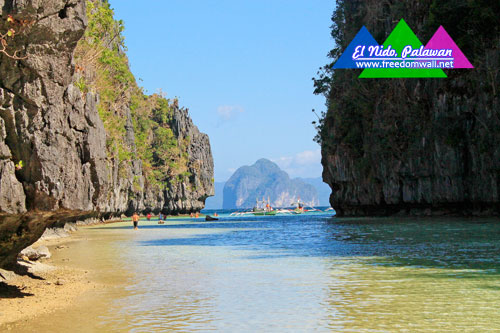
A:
[0, 0, 213, 268]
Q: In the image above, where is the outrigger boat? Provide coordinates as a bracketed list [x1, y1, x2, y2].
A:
[289, 198, 324, 214]
[229, 197, 330, 217]
[252, 197, 277, 216]
[290, 198, 305, 214]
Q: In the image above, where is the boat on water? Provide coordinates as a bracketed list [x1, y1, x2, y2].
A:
[252, 197, 277, 216]
[252, 210, 277, 216]
[228, 198, 332, 217]
[290, 198, 305, 214]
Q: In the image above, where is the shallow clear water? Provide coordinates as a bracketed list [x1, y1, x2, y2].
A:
[10, 214, 500, 331]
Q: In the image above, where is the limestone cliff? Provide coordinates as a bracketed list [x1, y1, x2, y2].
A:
[315, 0, 499, 216]
[0, 0, 213, 268]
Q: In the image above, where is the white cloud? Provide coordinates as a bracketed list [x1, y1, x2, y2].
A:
[272, 149, 322, 178]
[217, 105, 244, 121]
[295, 150, 321, 165]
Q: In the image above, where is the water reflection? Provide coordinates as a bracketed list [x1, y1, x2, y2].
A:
[134, 216, 500, 272]
[319, 218, 500, 331]
[8, 215, 500, 331]
[124, 216, 500, 331]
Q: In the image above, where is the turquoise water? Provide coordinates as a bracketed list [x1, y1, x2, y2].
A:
[13, 213, 500, 331]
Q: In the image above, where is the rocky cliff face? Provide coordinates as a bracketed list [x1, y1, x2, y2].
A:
[142, 106, 214, 214]
[0, 0, 213, 268]
[223, 159, 318, 209]
[316, 0, 499, 216]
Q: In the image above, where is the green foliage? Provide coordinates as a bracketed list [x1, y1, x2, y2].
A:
[74, 0, 191, 190]
[15, 160, 23, 170]
[85, 0, 125, 51]
[132, 176, 142, 192]
[152, 97, 172, 125]
[75, 76, 87, 93]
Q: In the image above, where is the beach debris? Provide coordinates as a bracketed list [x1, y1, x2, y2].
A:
[18, 245, 51, 261]
[55, 279, 65, 286]
[0, 268, 17, 281]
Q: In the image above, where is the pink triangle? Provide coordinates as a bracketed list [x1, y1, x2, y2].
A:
[425, 26, 473, 68]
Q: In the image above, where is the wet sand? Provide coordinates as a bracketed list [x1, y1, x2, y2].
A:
[0, 221, 135, 330]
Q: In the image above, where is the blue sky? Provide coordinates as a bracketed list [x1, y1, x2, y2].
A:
[112, 0, 335, 181]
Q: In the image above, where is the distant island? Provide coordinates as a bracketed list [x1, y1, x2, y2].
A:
[205, 159, 331, 210]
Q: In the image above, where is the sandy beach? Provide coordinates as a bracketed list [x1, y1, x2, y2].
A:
[0, 221, 134, 330]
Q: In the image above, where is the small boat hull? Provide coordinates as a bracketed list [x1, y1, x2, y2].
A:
[253, 210, 277, 216]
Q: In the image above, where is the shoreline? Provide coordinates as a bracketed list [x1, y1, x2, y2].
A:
[3, 214, 490, 328]
[0, 218, 135, 329]
[1, 215, 498, 331]
[0, 215, 187, 328]
[0, 231, 103, 328]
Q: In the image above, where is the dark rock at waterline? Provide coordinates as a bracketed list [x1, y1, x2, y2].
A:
[0, 0, 213, 268]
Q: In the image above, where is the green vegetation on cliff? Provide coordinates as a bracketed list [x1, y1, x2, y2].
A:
[313, 0, 499, 216]
[314, 0, 499, 155]
[74, 0, 189, 187]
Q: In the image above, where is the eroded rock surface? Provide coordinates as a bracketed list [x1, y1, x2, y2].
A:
[0, 0, 213, 268]
[318, 1, 499, 216]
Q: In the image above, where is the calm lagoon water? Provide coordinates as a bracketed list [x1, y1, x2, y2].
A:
[12, 212, 500, 331]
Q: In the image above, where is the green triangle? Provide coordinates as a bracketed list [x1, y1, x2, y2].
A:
[359, 19, 447, 78]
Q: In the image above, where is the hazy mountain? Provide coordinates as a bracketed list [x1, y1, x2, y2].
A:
[222, 159, 318, 209]
[297, 177, 332, 207]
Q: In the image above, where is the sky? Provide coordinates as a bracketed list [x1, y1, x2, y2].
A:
[112, 0, 335, 181]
